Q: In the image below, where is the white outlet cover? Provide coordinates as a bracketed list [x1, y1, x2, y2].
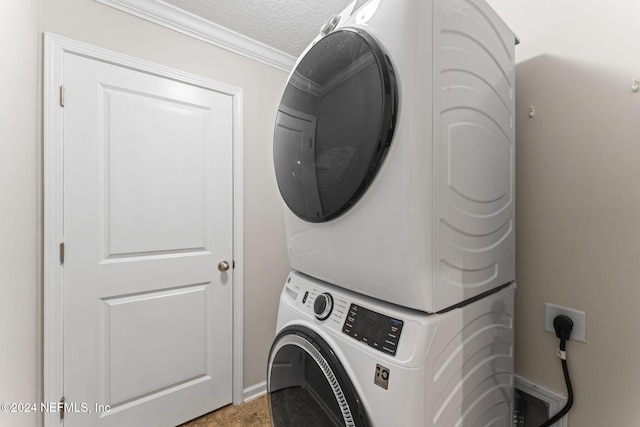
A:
[543, 303, 587, 343]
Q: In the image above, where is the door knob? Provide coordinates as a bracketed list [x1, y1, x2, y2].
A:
[218, 260, 230, 272]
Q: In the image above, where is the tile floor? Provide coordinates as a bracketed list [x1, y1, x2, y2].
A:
[179, 395, 270, 427]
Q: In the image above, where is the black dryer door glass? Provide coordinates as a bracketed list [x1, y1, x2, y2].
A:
[273, 28, 397, 222]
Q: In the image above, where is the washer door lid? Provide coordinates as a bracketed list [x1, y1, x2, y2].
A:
[267, 325, 370, 427]
[274, 28, 397, 223]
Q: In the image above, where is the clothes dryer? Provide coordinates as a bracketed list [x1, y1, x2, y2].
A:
[273, 0, 518, 312]
[266, 271, 515, 426]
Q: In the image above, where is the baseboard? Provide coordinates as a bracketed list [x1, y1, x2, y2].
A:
[243, 381, 267, 402]
[515, 374, 568, 427]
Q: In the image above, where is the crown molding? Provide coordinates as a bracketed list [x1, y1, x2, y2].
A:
[94, 0, 296, 71]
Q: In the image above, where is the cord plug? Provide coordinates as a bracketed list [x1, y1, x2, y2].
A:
[553, 314, 574, 341]
[554, 314, 574, 353]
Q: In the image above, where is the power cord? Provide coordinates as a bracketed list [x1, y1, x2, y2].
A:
[539, 315, 574, 427]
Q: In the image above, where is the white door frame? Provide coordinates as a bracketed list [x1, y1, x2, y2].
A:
[43, 33, 244, 426]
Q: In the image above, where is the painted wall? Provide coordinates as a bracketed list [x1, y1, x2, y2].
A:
[487, 1, 640, 425]
[0, 1, 40, 427]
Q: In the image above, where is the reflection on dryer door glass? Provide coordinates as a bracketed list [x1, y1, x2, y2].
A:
[274, 109, 322, 218]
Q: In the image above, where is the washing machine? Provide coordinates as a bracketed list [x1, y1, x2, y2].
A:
[267, 271, 515, 426]
[273, 0, 518, 312]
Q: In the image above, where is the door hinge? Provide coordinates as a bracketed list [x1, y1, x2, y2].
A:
[59, 85, 65, 107]
[59, 396, 65, 420]
[59, 242, 65, 265]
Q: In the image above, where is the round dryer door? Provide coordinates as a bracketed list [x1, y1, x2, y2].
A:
[274, 28, 397, 222]
[267, 326, 370, 427]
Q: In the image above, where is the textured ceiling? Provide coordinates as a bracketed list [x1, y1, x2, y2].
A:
[163, 0, 354, 57]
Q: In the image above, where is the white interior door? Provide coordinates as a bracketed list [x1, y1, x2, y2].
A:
[61, 51, 233, 426]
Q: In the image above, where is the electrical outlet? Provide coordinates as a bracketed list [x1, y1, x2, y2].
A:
[543, 303, 586, 343]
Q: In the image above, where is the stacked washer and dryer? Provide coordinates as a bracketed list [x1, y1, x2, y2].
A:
[267, 0, 518, 426]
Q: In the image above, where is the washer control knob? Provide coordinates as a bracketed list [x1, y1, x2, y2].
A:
[313, 293, 333, 321]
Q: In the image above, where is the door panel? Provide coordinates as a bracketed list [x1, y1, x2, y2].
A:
[105, 86, 210, 255]
[63, 51, 233, 426]
[104, 284, 208, 405]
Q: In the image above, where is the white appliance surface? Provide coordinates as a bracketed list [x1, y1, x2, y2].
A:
[280, 0, 518, 312]
[270, 271, 515, 426]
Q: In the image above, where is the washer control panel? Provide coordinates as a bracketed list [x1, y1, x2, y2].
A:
[282, 273, 406, 357]
[342, 304, 404, 356]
